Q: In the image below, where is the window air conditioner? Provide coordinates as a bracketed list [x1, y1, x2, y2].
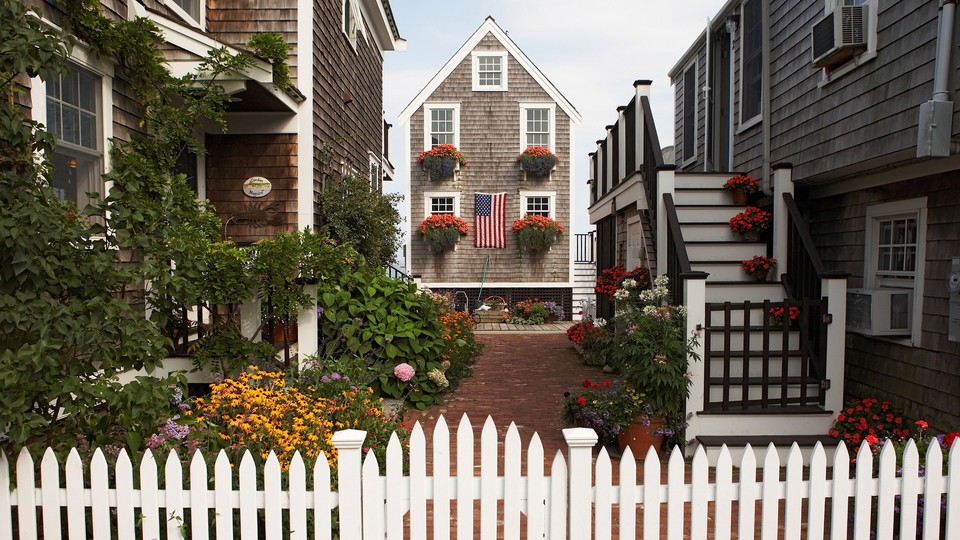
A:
[846, 288, 912, 337]
[811, 5, 868, 68]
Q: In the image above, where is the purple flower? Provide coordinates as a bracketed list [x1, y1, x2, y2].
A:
[331, 373, 341, 380]
[321, 375, 329, 383]
[178, 402, 191, 410]
[163, 418, 190, 440]
[316, 306, 325, 316]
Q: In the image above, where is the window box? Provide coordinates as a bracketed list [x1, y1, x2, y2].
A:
[518, 146, 558, 179]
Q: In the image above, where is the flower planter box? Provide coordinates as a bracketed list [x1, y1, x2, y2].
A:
[474, 310, 506, 323]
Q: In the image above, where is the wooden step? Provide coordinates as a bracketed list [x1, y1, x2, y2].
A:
[675, 205, 743, 223]
[674, 172, 741, 189]
[673, 188, 731, 206]
[705, 282, 784, 302]
[679, 222, 741, 242]
[687, 241, 767, 261]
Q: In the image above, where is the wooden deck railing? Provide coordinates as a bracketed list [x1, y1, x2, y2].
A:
[574, 232, 596, 263]
[165, 301, 230, 356]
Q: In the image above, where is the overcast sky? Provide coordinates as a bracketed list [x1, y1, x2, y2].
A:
[382, 0, 722, 242]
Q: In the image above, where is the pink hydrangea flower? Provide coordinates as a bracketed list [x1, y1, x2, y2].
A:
[394, 363, 415, 382]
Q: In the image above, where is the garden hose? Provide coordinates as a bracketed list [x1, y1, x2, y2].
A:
[477, 256, 490, 304]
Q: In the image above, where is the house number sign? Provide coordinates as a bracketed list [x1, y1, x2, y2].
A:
[242, 177, 272, 198]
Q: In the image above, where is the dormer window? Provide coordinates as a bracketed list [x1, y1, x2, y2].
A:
[472, 51, 508, 91]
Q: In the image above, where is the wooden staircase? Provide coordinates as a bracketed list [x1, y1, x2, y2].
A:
[665, 171, 841, 461]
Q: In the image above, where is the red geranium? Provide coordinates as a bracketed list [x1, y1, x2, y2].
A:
[729, 206, 772, 235]
[594, 266, 651, 299]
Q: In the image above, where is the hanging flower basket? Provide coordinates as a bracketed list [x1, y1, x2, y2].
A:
[722, 174, 759, 205]
[729, 206, 771, 240]
[512, 214, 564, 252]
[418, 144, 466, 181]
[518, 146, 558, 178]
[418, 214, 469, 252]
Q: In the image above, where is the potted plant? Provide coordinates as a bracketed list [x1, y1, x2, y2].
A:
[417, 214, 470, 252]
[418, 144, 466, 181]
[741, 255, 777, 281]
[768, 305, 800, 327]
[512, 214, 564, 251]
[518, 146, 558, 178]
[722, 174, 759, 204]
[610, 275, 701, 453]
[560, 379, 648, 446]
[728, 206, 772, 241]
[474, 295, 507, 323]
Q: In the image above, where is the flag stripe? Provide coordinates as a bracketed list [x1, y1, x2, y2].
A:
[474, 193, 507, 248]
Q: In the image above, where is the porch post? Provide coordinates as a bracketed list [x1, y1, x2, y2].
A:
[772, 164, 793, 277]
[822, 278, 847, 419]
[240, 295, 261, 342]
[331, 430, 367, 540]
[683, 276, 707, 456]
[656, 167, 676, 275]
[564, 427, 598, 539]
[297, 283, 318, 363]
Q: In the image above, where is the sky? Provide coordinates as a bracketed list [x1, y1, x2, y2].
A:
[382, 0, 722, 243]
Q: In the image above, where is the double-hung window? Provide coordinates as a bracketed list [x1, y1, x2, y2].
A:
[472, 51, 508, 91]
[423, 104, 460, 149]
[863, 198, 927, 343]
[740, 0, 763, 125]
[520, 103, 555, 150]
[45, 62, 105, 213]
[519, 191, 555, 219]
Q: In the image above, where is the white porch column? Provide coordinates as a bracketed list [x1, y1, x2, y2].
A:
[564, 427, 598, 540]
[240, 295, 261, 342]
[772, 164, 794, 277]
[822, 277, 847, 419]
[683, 277, 707, 455]
[331, 429, 367, 540]
[656, 166, 676, 275]
[634, 80, 651, 168]
[297, 283, 318, 362]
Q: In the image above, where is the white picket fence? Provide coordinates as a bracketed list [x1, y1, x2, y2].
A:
[2, 414, 958, 539]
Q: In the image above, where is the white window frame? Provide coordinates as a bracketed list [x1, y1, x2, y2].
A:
[518, 103, 556, 151]
[863, 197, 927, 345]
[162, 0, 205, 30]
[30, 44, 114, 207]
[738, 0, 763, 129]
[472, 51, 508, 92]
[518, 190, 556, 219]
[368, 152, 381, 190]
[681, 60, 698, 167]
[423, 191, 462, 217]
[422, 103, 460, 150]
[342, 0, 366, 52]
[817, 0, 879, 86]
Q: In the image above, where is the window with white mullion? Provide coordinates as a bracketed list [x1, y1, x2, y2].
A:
[875, 215, 919, 286]
[526, 108, 550, 148]
[430, 109, 455, 147]
[430, 197, 455, 215]
[526, 196, 550, 217]
[477, 56, 501, 87]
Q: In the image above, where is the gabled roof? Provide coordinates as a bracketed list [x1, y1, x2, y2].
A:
[397, 17, 581, 126]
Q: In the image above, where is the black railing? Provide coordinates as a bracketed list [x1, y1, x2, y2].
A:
[703, 298, 828, 412]
[663, 193, 707, 304]
[166, 301, 230, 356]
[625, 98, 637, 174]
[781, 193, 848, 300]
[641, 95, 665, 236]
[385, 263, 413, 282]
[574, 232, 596, 263]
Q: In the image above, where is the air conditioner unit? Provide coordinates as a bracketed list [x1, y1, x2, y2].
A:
[811, 5, 868, 68]
[846, 288, 913, 337]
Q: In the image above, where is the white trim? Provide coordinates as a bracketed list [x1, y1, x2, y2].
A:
[680, 59, 698, 167]
[195, 152, 207, 200]
[423, 191, 462, 217]
[863, 197, 927, 346]
[224, 113, 299, 134]
[297, 0, 315, 230]
[422, 103, 461, 150]
[397, 18, 581, 126]
[359, 0, 405, 52]
[518, 103, 556, 151]
[160, 0, 204, 31]
[472, 51, 508, 91]
[518, 190, 556, 219]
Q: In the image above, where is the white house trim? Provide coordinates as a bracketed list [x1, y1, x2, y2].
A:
[518, 190, 556, 219]
[423, 191, 463, 217]
[422, 103, 461, 150]
[397, 17, 581, 126]
[517, 103, 556, 151]
[472, 51, 508, 92]
[159, 0, 204, 31]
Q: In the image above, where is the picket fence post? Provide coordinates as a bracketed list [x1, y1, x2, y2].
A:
[564, 427, 598, 540]
[332, 429, 367, 540]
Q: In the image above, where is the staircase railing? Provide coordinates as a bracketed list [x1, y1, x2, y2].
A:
[574, 232, 596, 263]
[641, 96, 664, 238]
[165, 301, 229, 356]
[663, 193, 708, 303]
[385, 263, 413, 282]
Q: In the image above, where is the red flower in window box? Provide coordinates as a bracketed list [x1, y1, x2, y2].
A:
[517, 146, 558, 177]
[512, 214, 564, 251]
[418, 214, 469, 252]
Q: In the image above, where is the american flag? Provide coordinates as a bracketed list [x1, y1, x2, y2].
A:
[474, 192, 507, 248]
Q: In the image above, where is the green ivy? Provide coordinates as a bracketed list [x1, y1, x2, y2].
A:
[247, 33, 292, 92]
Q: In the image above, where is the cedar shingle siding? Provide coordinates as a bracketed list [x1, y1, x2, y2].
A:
[408, 32, 572, 287]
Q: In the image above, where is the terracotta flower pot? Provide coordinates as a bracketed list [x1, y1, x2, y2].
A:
[751, 269, 769, 281]
[742, 229, 760, 241]
[617, 416, 664, 459]
[731, 189, 749, 205]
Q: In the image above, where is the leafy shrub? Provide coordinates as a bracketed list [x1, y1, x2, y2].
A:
[567, 320, 612, 366]
[434, 296, 483, 391]
[315, 270, 447, 408]
[560, 380, 648, 445]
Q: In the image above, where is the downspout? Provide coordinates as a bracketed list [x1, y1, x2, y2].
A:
[704, 17, 711, 172]
[761, 0, 772, 193]
[917, 0, 956, 158]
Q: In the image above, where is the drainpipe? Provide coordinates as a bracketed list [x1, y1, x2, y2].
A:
[761, 0, 772, 193]
[918, 0, 956, 158]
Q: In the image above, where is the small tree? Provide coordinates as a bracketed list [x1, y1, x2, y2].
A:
[318, 173, 403, 268]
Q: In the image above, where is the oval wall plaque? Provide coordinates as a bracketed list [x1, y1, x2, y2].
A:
[242, 177, 272, 198]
